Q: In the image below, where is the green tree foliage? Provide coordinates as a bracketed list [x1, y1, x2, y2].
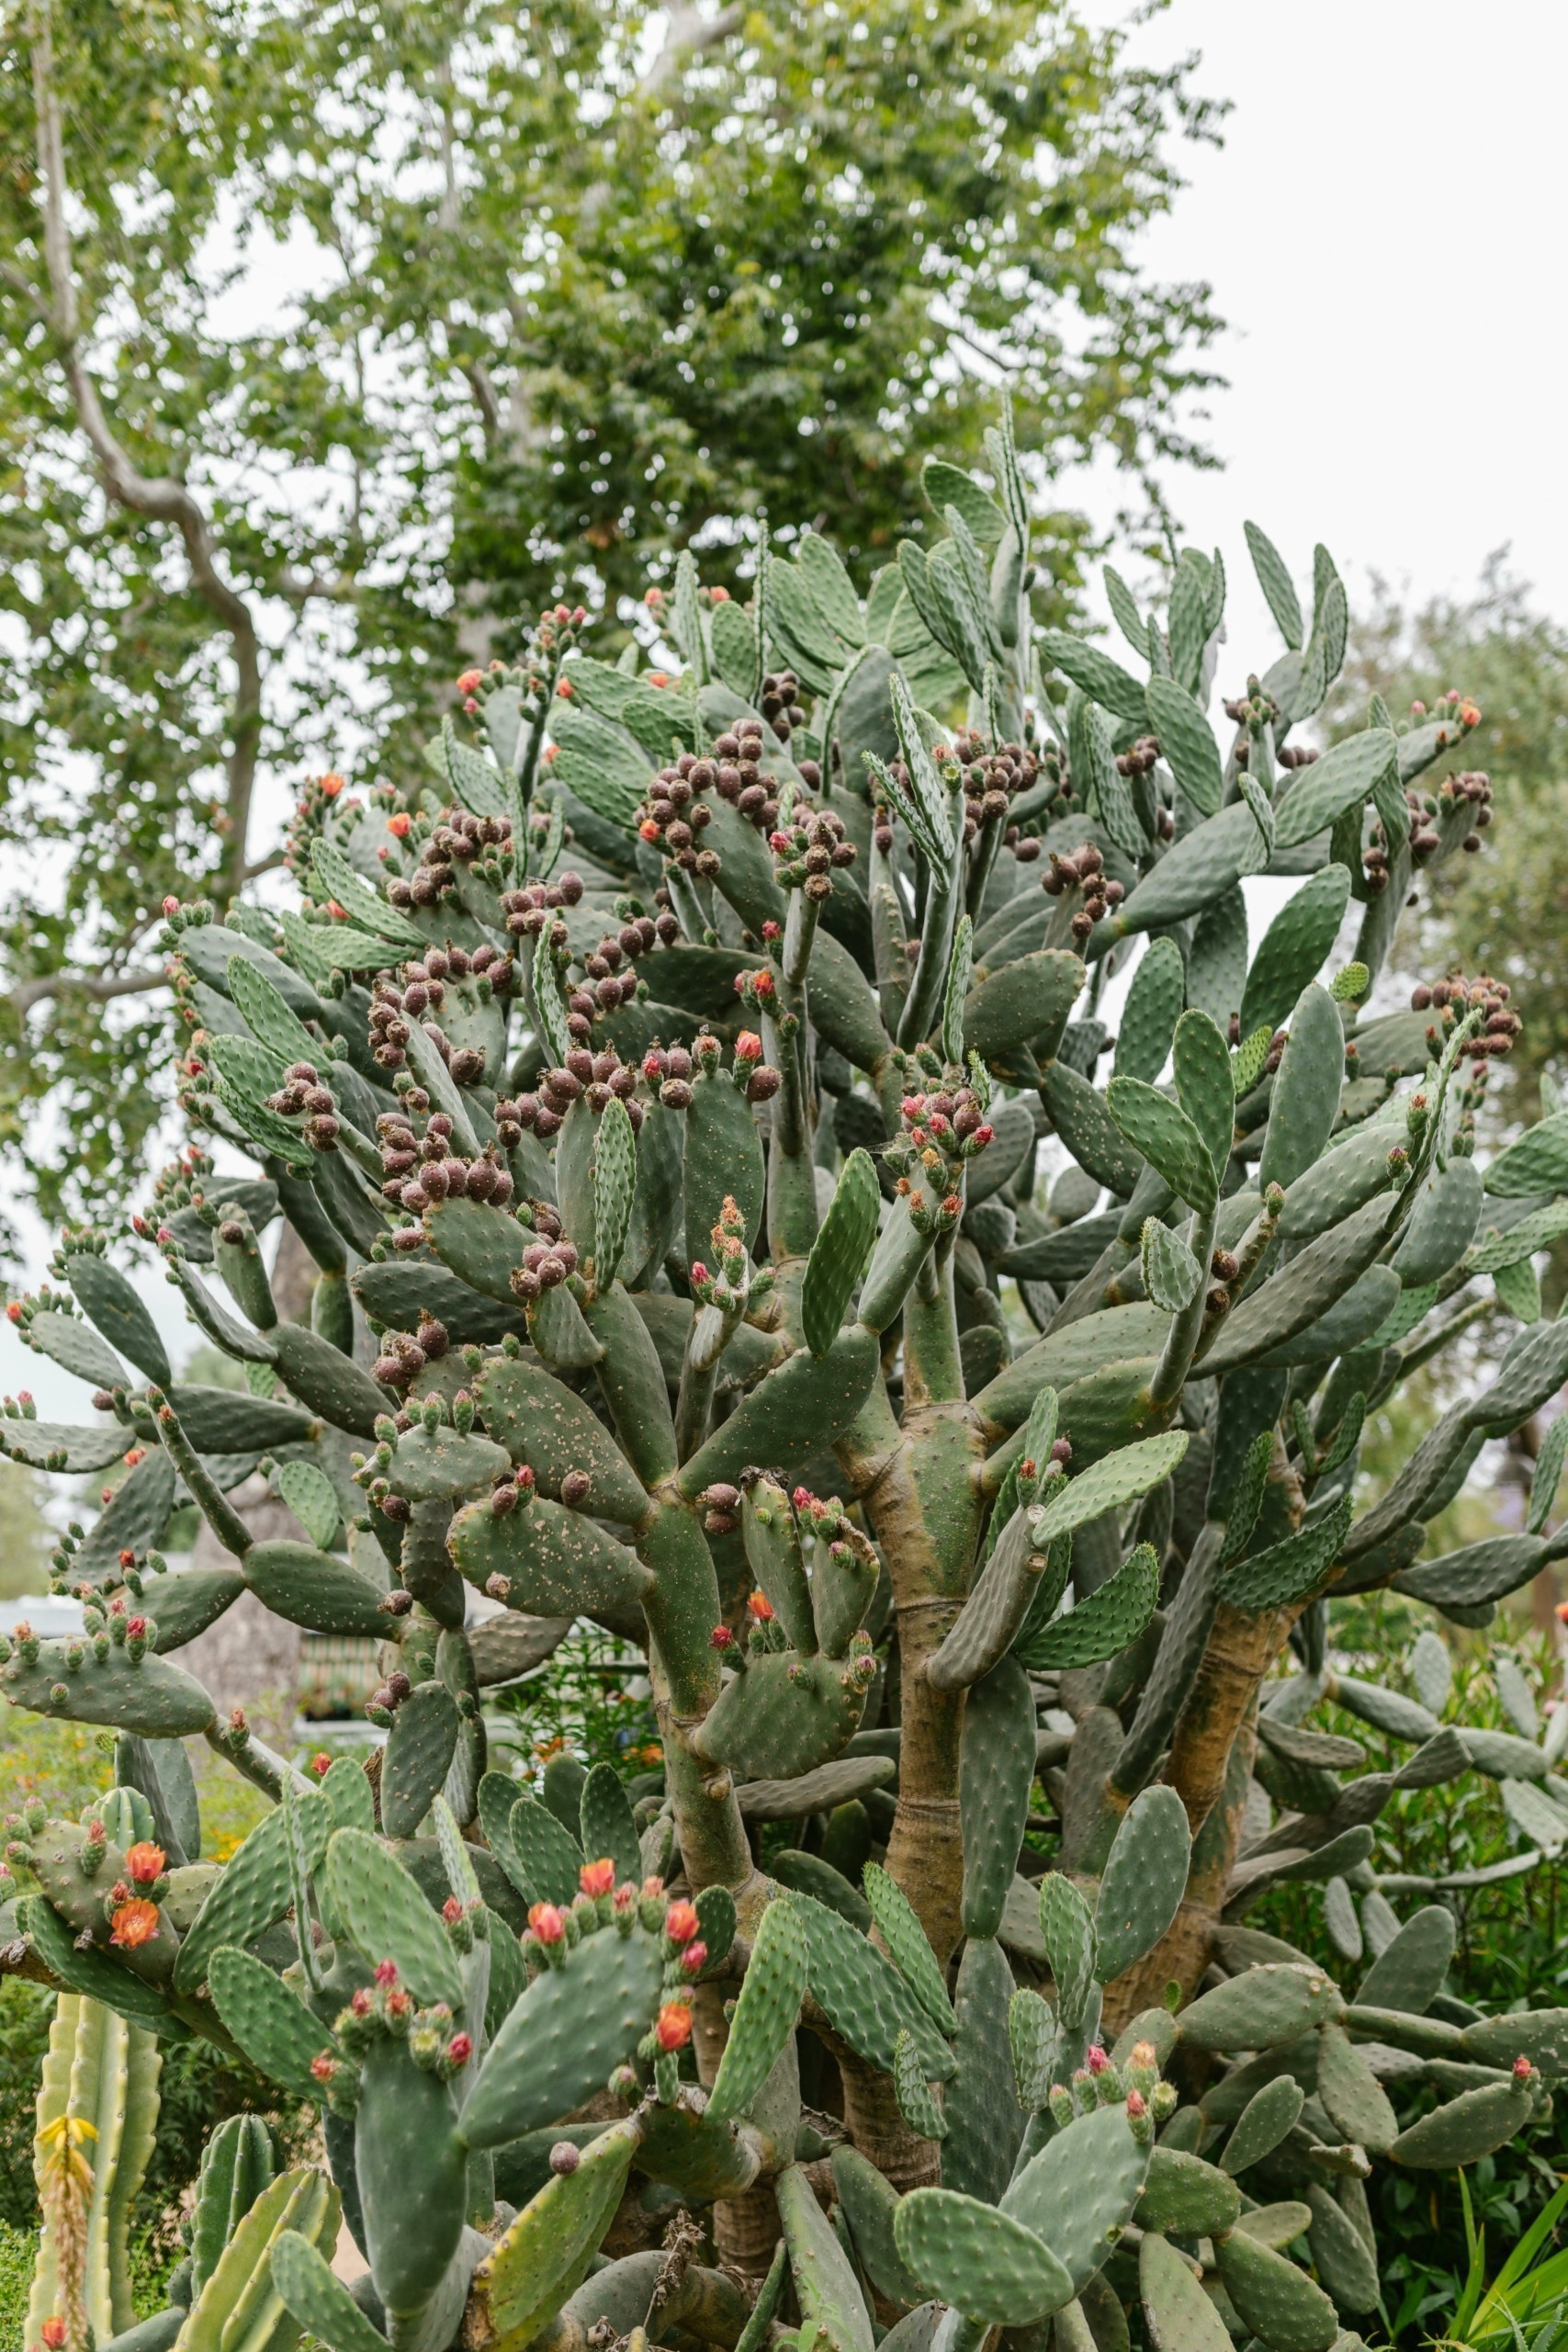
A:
[1334, 560, 1568, 1120]
[0, 0, 1222, 1253]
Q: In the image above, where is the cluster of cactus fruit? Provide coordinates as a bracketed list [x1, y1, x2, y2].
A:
[13, 404, 1568, 2352]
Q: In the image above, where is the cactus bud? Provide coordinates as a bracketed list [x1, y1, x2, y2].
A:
[654, 2000, 693, 2052]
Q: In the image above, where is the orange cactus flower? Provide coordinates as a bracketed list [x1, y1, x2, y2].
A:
[109, 1899, 160, 1950]
[123, 1843, 165, 1886]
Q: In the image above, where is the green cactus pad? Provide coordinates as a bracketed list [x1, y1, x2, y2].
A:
[241, 1540, 390, 1637]
[1216, 1493, 1352, 1613]
[709, 1893, 809, 2121]
[789, 1890, 954, 2082]
[891, 2024, 948, 2141]
[207, 1948, 337, 2101]
[1391, 1156, 1483, 1287]
[468, 2120, 638, 2348]
[831, 2146, 928, 2311]
[459, 1921, 664, 2149]
[1038, 1873, 1098, 2030]
[380, 1681, 461, 1840]
[65, 1250, 175, 1387]
[1018, 1542, 1159, 1673]
[741, 1476, 817, 1654]
[353, 2039, 468, 2321]
[503, 1793, 583, 1905]
[1113, 938, 1186, 1085]
[448, 1492, 652, 1619]
[958, 1655, 1036, 1939]
[772, 1849, 873, 1930]
[964, 950, 1084, 1063]
[926, 1507, 1045, 1692]
[1094, 1785, 1190, 1984]
[1139, 2229, 1234, 2352]
[863, 1864, 956, 2038]
[941, 1935, 1024, 2202]
[894, 2190, 1072, 2325]
[802, 1151, 882, 1357]
[270, 2231, 391, 2352]
[1178, 1964, 1344, 2053]
[1213, 2228, 1338, 2352]
[1459, 2009, 1568, 2075]
[1303, 2186, 1379, 2315]
[1388, 2075, 1535, 2167]
[775, 2162, 875, 2352]
[1200, 1193, 1395, 1377]
[694, 1649, 868, 1781]
[474, 1354, 651, 1525]
[174, 1802, 317, 1995]
[1134, 2149, 1241, 2237]
[270, 1321, 394, 1439]
[2, 1638, 216, 1738]
[682, 1066, 766, 1272]
[576, 1762, 641, 1889]
[677, 1325, 881, 1497]
[325, 1828, 465, 2007]
[1107, 1080, 1218, 1216]
[1002, 2099, 1148, 2288]
[1220, 2075, 1304, 2175]
[1313, 2024, 1396, 2153]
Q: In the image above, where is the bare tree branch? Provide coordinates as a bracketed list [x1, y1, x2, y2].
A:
[639, 4, 742, 96]
[6, 965, 167, 1018]
[28, 0, 264, 907]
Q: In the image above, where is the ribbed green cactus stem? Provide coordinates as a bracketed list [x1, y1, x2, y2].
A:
[28, 1996, 162, 2352]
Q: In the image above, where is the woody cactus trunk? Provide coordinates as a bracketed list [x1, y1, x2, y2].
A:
[10, 407, 1568, 2352]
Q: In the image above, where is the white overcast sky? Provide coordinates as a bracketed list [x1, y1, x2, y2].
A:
[5, 0, 1564, 1419]
[1070, 0, 1568, 652]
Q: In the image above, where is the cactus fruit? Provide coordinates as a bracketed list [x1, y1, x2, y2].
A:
[10, 427, 1568, 2349]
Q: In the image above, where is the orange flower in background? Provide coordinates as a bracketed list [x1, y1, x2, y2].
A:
[1460, 700, 1481, 728]
[123, 1843, 165, 1886]
[109, 1899, 160, 1950]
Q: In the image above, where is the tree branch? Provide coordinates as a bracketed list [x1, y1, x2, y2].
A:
[638, 4, 742, 95]
[6, 965, 168, 1019]
[28, 0, 264, 906]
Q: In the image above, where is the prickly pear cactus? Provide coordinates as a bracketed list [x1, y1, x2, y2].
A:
[9, 417, 1568, 2352]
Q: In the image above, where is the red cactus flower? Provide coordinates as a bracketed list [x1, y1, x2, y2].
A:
[710, 1625, 734, 1649]
[748, 1589, 775, 1623]
[41, 2319, 67, 2348]
[734, 1031, 762, 1063]
[639, 819, 661, 842]
[310, 2052, 336, 2082]
[373, 1959, 400, 1987]
[1125, 2088, 1146, 2118]
[1086, 2043, 1110, 2074]
[388, 811, 411, 838]
[442, 1896, 465, 1923]
[680, 1941, 708, 1976]
[447, 2033, 473, 2066]
[124, 1842, 165, 1886]
[310, 1753, 332, 1778]
[580, 1857, 615, 1898]
[528, 1903, 566, 1944]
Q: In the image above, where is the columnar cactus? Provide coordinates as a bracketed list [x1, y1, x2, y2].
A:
[9, 408, 1568, 2352]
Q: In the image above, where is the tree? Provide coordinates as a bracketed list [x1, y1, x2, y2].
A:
[0, 0, 1222, 1253]
[9, 434, 1568, 2350]
[1331, 558, 1568, 1122]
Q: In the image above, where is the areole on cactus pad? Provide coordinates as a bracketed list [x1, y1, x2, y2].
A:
[6, 411, 1568, 2352]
